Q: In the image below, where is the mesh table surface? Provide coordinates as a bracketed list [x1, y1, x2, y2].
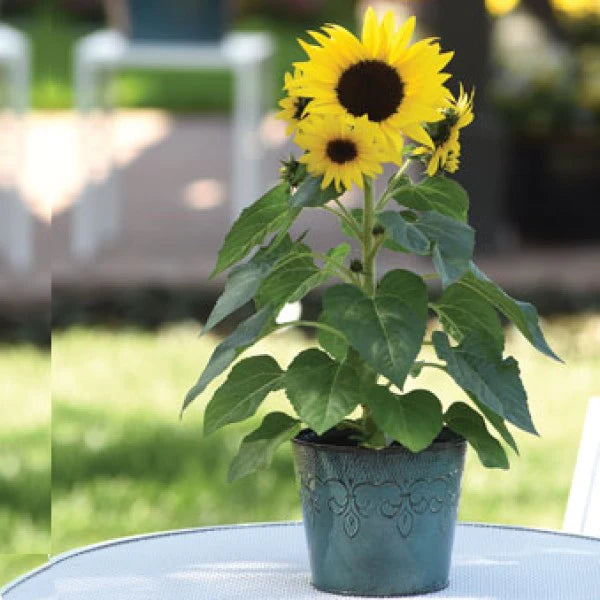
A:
[2, 522, 599, 599]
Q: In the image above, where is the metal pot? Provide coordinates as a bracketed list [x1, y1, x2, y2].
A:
[292, 428, 466, 596]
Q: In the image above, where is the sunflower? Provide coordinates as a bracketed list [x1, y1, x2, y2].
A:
[292, 8, 453, 153]
[295, 114, 386, 192]
[414, 84, 475, 176]
[276, 71, 312, 135]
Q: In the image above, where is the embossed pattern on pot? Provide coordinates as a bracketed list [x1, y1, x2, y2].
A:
[292, 431, 467, 597]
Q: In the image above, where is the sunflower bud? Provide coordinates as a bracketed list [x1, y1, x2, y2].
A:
[350, 259, 364, 273]
[280, 156, 307, 187]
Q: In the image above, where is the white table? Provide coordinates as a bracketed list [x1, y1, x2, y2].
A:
[72, 30, 274, 261]
[2, 522, 599, 599]
[0, 23, 33, 273]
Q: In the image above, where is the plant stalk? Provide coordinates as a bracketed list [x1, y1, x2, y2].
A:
[362, 176, 376, 297]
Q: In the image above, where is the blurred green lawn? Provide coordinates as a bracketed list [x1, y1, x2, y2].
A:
[0, 343, 50, 586]
[6, 7, 353, 111]
[1, 314, 599, 586]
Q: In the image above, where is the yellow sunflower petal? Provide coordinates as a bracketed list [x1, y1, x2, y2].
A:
[403, 123, 434, 148]
[362, 6, 380, 54]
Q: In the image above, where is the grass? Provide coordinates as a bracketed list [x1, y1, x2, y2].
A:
[0, 343, 50, 586]
[1, 313, 599, 586]
[0, 344, 50, 555]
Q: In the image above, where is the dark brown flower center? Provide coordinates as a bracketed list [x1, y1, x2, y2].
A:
[293, 97, 311, 120]
[336, 60, 404, 122]
[326, 139, 358, 164]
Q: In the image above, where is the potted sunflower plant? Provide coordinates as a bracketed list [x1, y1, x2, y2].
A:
[183, 7, 560, 597]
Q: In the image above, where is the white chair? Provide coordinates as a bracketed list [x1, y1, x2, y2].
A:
[0, 23, 33, 273]
[71, 29, 274, 261]
[563, 397, 600, 536]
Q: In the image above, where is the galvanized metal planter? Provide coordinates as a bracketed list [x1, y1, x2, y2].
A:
[292, 429, 467, 597]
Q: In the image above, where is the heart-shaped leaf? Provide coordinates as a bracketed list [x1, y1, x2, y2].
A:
[285, 349, 363, 435]
[416, 211, 474, 287]
[211, 183, 294, 277]
[367, 387, 443, 452]
[317, 311, 348, 362]
[183, 306, 274, 413]
[377, 211, 430, 255]
[431, 282, 505, 353]
[323, 270, 428, 389]
[392, 176, 469, 222]
[203, 236, 293, 335]
[291, 174, 340, 208]
[457, 264, 561, 362]
[204, 355, 285, 436]
[445, 402, 509, 469]
[433, 331, 536, 435]
[228, 412, 301, 482]
[468, 393, 519, 454]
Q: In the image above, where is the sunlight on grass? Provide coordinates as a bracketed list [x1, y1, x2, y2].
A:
[2, 314, 598, 585]
[0, 345, 50, 557]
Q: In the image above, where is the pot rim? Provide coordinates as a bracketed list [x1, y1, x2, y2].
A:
[292, 427, 466, 455]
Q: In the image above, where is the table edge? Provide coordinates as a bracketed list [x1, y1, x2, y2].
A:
[2, 521, 598, 595]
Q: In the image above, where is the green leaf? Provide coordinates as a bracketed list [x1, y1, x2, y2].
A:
[341, 210, 413, 253]
[433, 331, 537, 435]
[392, 176, 469, 222]
[183, 306, 274, 413]
[203, 356, 285, 436]
[291, 174, 340, 209]
[203, 236, 293, 335]
[211, 183, 293, 277]
[377, 211, 430, 255]
[285, 349, 363, 435]
[340, 208, 363, 240]
[285, 243, 351, 302]
[386, 173, 411, 195]
[255, 243, 319, 309]
[228, 412, 301, 482]
[457, 264, 561, 362]
[367, 387, 444, 452]
[431, 283, 505, 353]
[317, 311, 348, 362]
[323, 270, 428, 389]
[416, 211, 474, 287]
[255, 243, 350, 310]
[323, 242, 352, 268]
[445, 402, 509, 469]
[469, 393, 519, 454]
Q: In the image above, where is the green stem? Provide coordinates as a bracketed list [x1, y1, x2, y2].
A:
[375, 159, 411, 211]
[362, 176, 376, 296]
[421, 273, 440, 280]
[366, 234, 386, 264]
[419, 361, 448, 373]
[310, 251, 355, 283]
[361, 403, 375, 432]
[323, 206, 362, 239]
[334, 197, 361, 230]
[274, 320, 347, 341]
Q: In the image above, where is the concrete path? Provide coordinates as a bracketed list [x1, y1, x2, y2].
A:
[1, 111, 598, 305]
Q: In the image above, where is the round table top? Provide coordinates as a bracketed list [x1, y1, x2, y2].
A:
[2, 522, 599, 599]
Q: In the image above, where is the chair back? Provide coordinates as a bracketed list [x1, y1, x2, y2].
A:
[104, 0, 228, 43]
[564, 397, 600, 536]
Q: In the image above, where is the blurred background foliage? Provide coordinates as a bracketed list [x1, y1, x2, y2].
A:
[0, 0, 354, 111]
